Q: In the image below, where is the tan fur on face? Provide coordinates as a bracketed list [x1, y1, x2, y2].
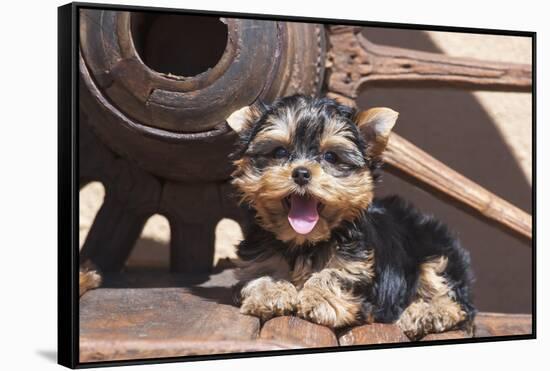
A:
[255, 109, 297, 144]
[319, 117, 358, 151]
[240, 276, 298, 321]
[231, 100, 376, 246]
[397, 256, 467, 340]
[232, 156, 374, 246]
[296, 269, 362, 328]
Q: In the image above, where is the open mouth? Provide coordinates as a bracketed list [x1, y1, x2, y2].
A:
[282, 194, 324, 235]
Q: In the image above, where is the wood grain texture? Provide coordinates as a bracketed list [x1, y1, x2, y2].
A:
[80, 273, 532, 362]
[260, 316, 339, 348]
[339, 323, 409, 346]
[80, 339, 293, 362]
[80, 288, 260, 341]
[78, 115, 163, 272]
[421, 330, 470, 341]
[79, 9, 325, 182]
[326, 25, 531, 101]
[79, 287, 261, 362]
[474, 312, 532, 337]
[384, 133, 532, 239]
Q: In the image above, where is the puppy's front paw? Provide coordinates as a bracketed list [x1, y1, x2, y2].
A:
[296, 288, 338, 327]
[296, 288, 359, 328]
[240, 277, 298, 321]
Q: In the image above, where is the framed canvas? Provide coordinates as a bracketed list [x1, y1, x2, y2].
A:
[58, 2, 536, 368]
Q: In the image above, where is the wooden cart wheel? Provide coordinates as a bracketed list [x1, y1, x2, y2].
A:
[79, 12, 531, 276]
[79, 9, 325, 272]
[80, 9, 325, 182]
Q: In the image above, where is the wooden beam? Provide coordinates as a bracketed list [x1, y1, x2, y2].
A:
[384, 133, 532, 240]
[327, 26, 532, 98]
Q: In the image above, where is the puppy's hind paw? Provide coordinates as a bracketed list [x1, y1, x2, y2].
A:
[397, 298, 467, 340]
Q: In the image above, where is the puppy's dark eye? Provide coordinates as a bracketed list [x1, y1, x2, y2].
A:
[273, 147, 289, 159]
[323, 151, 338, 163]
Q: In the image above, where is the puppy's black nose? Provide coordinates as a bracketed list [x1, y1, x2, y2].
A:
[292, 167, 311, 186]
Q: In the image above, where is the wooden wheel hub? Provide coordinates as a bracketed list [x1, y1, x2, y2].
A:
[79, 9, 326, 181]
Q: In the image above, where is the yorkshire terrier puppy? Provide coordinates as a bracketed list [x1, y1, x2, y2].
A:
[227, 95, 475, 340]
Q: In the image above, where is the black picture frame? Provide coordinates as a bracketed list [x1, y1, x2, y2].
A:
[58, 2, 536, 368]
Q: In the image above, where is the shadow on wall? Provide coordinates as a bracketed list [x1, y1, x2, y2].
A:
[357, 27, 532, 313]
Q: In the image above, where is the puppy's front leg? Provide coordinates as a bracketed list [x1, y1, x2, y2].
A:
[296, 269, 363, 328]
[240, 276, 298, 321]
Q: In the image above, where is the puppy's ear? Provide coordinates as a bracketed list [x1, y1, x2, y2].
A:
[355, 107, 399, 158]
[226, 102, 265, 135]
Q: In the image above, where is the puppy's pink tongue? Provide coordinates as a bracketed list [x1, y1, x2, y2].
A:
[288, 195, 319, 235]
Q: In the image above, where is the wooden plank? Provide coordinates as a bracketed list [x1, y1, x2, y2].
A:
[79, 287, 261, 362]
[338, 313, 532, 345]
[339, 323, 409, 346]
[260, 316, 339, 348]
[80, 269, 533, 362]
[80, 338, 293, 362]
[474, 312, 532, 337]
[421, 330, 470, 341]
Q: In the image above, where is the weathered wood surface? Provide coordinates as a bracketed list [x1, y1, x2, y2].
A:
[79, 117, 250, 274]
[79, 287, 262, 362]
[421, 330, 470, 341]
[79, 288, 259, 342]
[326, 25, 532, 103]
[338, 312, 532, 346]
[260, 316, 339, 348]
[80, 270, 532, 362]
[384, 133, 532, 240]
[474, 312, 532, 337]
[80, 339, 293, 362]
[80, 9, 325, 182]
[339, 323, 409, 346]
